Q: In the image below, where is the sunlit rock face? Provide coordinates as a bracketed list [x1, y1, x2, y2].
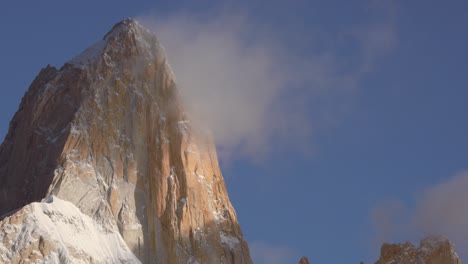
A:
[0, 19, 252, 264]
[375, 236, 461, 264]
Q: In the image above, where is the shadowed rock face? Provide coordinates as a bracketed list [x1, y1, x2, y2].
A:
[375, 236, 461, 264]
[0, 65, 86, 215]
[0, 19, 252, 264]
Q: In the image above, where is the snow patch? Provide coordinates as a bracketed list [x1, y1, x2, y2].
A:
[220, 232, 240, 250]
[187, 256, 200, 264]
[69, 40, 106, 67]
[70, 125, 81, 135]
[178, 120, 190, 137]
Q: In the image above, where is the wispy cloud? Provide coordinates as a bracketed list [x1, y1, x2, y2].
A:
[249, 241, 297, 264]
[138, 1, 397, 161]
[371, 170, 468, 256]
[371, 198, 410, 245]
[413, 171, 468, 251]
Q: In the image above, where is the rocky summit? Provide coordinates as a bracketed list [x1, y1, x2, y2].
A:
[0, 19, 251, 264]
[375, 236, 461, 264]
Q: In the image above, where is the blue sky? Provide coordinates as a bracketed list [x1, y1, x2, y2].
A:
[1, 1, 467, 263]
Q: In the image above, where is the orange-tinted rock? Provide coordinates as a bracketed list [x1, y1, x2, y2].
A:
[0, 19, 252, 264]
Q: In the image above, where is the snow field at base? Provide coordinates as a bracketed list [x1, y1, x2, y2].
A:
[0, 196, 141, 264]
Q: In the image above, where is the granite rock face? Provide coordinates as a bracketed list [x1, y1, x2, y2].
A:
[0, 19, 252, 264]
[375, 236, 461, 264]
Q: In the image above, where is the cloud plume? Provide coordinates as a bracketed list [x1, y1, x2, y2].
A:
[372, 171, 468, 257]
[138, 4, 397, 161]
[414, 171, 468, 251]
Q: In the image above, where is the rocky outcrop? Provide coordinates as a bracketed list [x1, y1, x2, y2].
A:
[299, 256, 310, 264]
[375, 236, 461, 264]
[0, 19, 252, 264]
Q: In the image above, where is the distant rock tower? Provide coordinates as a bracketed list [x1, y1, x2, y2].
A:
[299, 256, 310, 264]
[375, 236, 461, 264]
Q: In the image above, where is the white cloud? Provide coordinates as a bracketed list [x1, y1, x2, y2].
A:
[137, 3, 397, 161]
[413, 171, 468, 251]
[372, 171, 468, 256]
[370, 198, 410, 245]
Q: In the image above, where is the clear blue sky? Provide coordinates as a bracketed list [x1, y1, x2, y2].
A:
[1, 1, 467, 263]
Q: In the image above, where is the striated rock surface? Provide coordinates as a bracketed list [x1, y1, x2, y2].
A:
[375, 236, 461, 264]
[0, 19, 251, 264]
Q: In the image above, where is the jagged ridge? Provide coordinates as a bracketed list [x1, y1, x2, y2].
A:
[375, 236, 461, 264]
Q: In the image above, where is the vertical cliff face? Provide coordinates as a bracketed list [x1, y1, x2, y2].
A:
[0, 19, 252, 264]
[375, 236, 461, 264]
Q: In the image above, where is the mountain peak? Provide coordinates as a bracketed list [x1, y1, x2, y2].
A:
[103, 18, 145, 41]
[69, 18, 163, 68]
[107, 18, 141, 31]
[0, 18, 252, 264]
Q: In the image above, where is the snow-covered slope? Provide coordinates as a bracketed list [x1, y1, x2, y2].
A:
[0, 196, 140, 264]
